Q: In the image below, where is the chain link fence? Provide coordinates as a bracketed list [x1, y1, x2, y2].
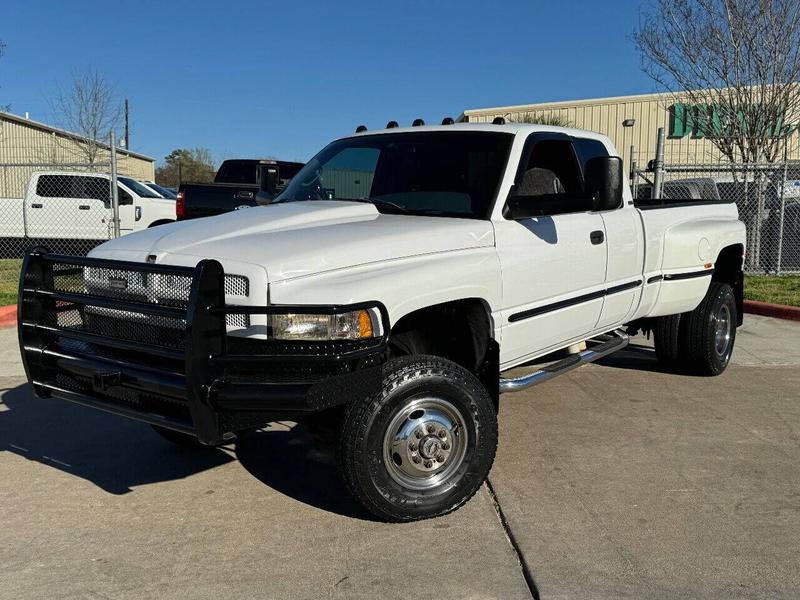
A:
[633, 161, 800, 274]
[0, 156, 123, 304]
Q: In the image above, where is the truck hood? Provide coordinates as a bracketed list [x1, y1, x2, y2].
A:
[89, 200, 495, 281]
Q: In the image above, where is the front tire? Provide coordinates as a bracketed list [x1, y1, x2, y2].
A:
[682, 282, 737, 376]
[338, 355, 498, 522]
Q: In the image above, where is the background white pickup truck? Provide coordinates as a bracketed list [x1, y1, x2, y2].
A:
[0, 171, 175, 255]
[18, 122, 746, 522]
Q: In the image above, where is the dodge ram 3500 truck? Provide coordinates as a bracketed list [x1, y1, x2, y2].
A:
[18, 123, 746, 522]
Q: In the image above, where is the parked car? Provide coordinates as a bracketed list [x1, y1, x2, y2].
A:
[18, 123, 746, 522]
[635, 177, 720, 203]
[0, 171, 175, 256]
[177, 159, 304, 220]
[141, 180, 177, 200]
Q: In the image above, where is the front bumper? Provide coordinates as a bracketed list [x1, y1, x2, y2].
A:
[18, 250, 389, 445]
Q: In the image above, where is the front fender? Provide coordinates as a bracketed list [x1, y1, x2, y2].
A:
[268, 248, 502, 333]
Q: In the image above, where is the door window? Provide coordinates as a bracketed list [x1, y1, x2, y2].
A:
[117, 186, 134, 205]
[512, 138, 588, 215]
[572, 137, 610, 172]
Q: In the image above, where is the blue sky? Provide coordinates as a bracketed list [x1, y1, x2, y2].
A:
[2, 0, 654, 166]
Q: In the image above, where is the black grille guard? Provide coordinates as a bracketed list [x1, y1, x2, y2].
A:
[17, 249, 390, 444]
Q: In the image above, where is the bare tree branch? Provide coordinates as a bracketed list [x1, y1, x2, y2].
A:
[49, 70, 121, 164]
[633, 0, 800, 164]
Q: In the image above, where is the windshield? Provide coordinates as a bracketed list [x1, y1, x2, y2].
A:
[147, 182, 177, 199]
[275, 131, 512, 219]
[119, 177, 162, 198]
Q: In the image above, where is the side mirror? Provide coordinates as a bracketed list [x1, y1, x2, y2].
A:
[257, 162, 279, 203]
[585, 156, 623, 211]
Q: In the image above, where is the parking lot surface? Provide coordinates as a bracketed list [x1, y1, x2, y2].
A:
[1, 314, 798, 599]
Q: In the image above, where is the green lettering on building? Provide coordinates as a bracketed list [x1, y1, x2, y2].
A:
[669, 103, 794, 139]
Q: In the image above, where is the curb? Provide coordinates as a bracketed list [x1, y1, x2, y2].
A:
[0, 304, 16, 329]
[744, 299, 800, 321]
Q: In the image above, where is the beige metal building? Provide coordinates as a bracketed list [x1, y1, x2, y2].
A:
[0, 110, 155, 198]
[459, 90, 800, 172]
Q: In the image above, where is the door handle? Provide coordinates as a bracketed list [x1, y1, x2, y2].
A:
[31, 203, 43, 209]
[78, 205, 91, 210]
[236, 190, 254, 200]
[590, 230, 605, 245]
[135, 206, 142, 221]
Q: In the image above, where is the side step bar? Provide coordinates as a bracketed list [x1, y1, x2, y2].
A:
[499, 330, 629, 394]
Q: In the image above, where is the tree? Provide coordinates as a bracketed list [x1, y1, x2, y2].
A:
[509, 112, 573, 127]
[155, 148, 216, 187]
[633, 0, 800, 164]
[50, 70, 121, 164]
[634, 0, 800, 269]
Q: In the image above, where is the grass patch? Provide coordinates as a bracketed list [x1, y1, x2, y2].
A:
[0, 259, 22, 306]
[745, 275, 800, 307]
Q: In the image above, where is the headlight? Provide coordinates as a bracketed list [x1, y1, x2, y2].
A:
[269, 309, 377, 341]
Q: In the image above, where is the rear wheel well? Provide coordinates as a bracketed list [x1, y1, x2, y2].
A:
[713, 244, 744, 325]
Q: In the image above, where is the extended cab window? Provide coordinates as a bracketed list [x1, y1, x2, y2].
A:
[511, 138, 589, 215]
[276, 131, 513, 219]
[36, 175, 72, 198]
[36, 175, 109, 203]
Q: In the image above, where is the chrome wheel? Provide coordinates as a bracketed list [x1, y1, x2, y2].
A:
[713, 303, 732, 357]
[383, 396, 468, 491]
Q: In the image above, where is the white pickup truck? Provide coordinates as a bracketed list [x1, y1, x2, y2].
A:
[1, 171, 175, 254]
[18, 123, 746, 521]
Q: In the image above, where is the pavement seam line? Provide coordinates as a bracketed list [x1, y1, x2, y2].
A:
[484, 478, 540, 600]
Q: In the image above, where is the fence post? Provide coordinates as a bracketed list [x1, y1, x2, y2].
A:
[652, 127, 665, 199]
[776, 145, 790, 275]
[110, 131, 121, 239]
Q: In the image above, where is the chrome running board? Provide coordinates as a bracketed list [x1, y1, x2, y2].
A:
[499, 330, 629, 394]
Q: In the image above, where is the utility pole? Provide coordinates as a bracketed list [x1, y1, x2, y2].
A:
[124, 98, 129, 150]
[110, 131, 121, 238]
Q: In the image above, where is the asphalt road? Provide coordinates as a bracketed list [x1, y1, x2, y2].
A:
[1, 314, 798, 599]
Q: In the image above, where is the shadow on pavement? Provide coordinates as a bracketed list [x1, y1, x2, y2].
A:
[0, 344, 676, 514]
[236, 427, 376, 521]
[596, 342, 667, 372]
[0, 382, 370, 518]
[0, 383, 235, 495]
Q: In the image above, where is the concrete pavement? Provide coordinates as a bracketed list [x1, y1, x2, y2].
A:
[1, 315, 799, 598]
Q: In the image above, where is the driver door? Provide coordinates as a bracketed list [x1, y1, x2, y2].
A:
[494, 133, 607, 366]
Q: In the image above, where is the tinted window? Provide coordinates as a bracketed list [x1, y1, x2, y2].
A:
[36, 175, 109, 202]
[74, 176, 110, 202]
[118, 177, 161, 198]
[572, 137, 609, 171]
[512, 137, 589, 215]
[36, 175, 72, 198]
[147, 182, 177, 199]
[277, 132, 512, 219]
[215, 161, 257, 184]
